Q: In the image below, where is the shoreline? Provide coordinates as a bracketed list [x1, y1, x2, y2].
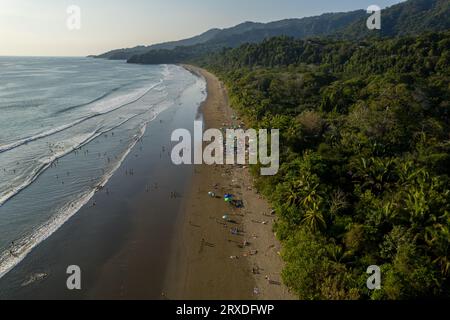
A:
[0, 64, 293, 300]
[164, 65, 294, 300]
[0, 66, 204, 299]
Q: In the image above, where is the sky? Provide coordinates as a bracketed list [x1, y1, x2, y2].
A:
[0, 0, 405, 57]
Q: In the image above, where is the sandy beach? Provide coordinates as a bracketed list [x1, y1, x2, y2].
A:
[0, 66, 203, 300]
[0, 64, 293, 300]
[164, 65, 294, 300]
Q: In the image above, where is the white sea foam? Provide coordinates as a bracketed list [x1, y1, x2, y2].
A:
[0, 60, 203, 281]
[0, 80, 163, 154]
[0, 113, 156, 280]
[0, 102, 165, 208]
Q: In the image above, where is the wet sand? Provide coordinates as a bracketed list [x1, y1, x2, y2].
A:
[163, 65, 294, 300]
[0, 77, 202, 300]
[0, 65, 293, 300]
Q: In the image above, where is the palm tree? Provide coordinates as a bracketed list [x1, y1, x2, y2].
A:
[302, 201, 326, 232]
[286, 185, 301, 207]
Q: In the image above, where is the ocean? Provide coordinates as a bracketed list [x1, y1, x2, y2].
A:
[0, 57, 205, 281]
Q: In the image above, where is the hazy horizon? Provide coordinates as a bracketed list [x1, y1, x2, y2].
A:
[1, 0, 405, 57]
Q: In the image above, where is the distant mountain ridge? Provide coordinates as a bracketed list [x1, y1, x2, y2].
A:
[94, 9, 367, 60]
[94, 0, 450, 63]
[94, 28, 221, 60]
[339, 0, 450, 38]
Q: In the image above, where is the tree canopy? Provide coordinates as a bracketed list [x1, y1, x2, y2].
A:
[196, 31, 450, 299]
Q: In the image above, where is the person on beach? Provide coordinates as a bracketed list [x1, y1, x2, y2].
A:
[9, 242, 18, 258]
[9, 249, 18, 258]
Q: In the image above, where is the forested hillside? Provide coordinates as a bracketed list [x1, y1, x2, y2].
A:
[99, 10, 366, 60]
[126, 0, 450, 65]
[95, 28, 222, 60]
[340, 0, 450, 39]
[197, 32, 450, 299]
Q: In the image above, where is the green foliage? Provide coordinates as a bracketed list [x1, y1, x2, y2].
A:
[340, 0, 450, 39]
[282, 229, 361, 300]
[197, 30, 450, 299]
[123, 0, 449, 65]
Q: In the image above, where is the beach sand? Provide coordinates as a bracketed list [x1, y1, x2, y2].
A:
[0, 70, 202, 300]
[0, 65, 294, 300]
[164, 65, 294, 300]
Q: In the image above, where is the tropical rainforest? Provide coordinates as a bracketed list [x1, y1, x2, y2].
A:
[196, 31, 450, 299]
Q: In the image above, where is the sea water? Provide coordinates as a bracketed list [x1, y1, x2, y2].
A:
[0, 57, 204, 279]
